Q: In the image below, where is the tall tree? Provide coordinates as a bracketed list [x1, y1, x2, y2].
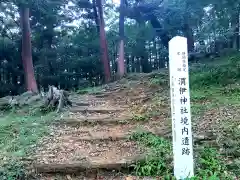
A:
[183, 23, 194, 52]
[96, 0, 111, 82]
[92, 0, 100, 33]
[117, 0, 125, 78]
[20, 5, 38, 92]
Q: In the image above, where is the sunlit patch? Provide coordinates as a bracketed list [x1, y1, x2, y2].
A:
[112, 0, 120, 5]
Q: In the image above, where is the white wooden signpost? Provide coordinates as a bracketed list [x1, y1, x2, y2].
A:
[169, 36, 194, 179]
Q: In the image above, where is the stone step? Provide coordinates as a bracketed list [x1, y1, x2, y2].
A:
[70, 107, 125, 113]
[71, 100, 107, 107]
[72, 101, 90, 106]
[33, 138, 146, 174]
[34, 154, 146, 174]
[61, 131, 128, 142]
[94, 93, 111, 98]
[57, 115, 132, 126]
[59, 128, 170, 142]
[39, 174, 149, 180]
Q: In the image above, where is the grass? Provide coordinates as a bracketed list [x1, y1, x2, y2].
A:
[132, 114, 148, 122]
[189, 54, 240, 115]
[130, 131, 172, 177]
[195, 148, 233, 179]
[190, 54, 240, 89]
[0, 109, 56, 179]
[148, 77, 168, 88]
[1, 53, 240, 179]
[189, 56, 240, 178]
[217, 120, 240, 175]
[130, 131, 234, 179]
[142, 53, 240, 178]
[77, 86, 103, 95]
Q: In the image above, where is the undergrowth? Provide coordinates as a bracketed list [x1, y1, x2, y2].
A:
[131, 131, 234, 179]
[0, 109, 55, 179]
[144, 54, 240, 178]
[1, 53, 240, 179]
[0, 160, 26, 180]
[130, 131, 172, 177]
[217, 120, 240, 175]
[132, 114, 149, 122]
[190, 54, 240, 89]
[188, 54, 240, 116]
[77, 86, 103, 95]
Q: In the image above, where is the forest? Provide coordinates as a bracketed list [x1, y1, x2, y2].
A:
[0, 0, 239, 97]
[1, 0, 240, 179]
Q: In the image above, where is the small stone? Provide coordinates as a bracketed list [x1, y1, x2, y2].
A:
[66, 175, 72, 180]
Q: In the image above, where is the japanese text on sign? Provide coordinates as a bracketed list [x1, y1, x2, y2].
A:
[169, 36, 194, 179]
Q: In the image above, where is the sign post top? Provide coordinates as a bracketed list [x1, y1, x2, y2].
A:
[169, 36, 187, 43]
[169, 36, 188, 53]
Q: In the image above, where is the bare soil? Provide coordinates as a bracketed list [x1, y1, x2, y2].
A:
[31, 77, 170, 179]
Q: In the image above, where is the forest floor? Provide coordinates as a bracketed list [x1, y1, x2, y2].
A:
[1, 54, 240, 179]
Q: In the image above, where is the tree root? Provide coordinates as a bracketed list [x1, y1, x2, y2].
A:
[44, 85, 72, 113]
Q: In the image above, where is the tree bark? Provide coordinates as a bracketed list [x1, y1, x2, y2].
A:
[92, 0, 100, 34]
[149, 17, 170, 49]
[20, 6, 38, 93]
[232, 11, 240, 50]
[137, 21, 151, 73]
[96, 0, 111, 83]
[183, 23, 194, 52]
[117, 0, 125, 78]
[44, 85, 72, 112]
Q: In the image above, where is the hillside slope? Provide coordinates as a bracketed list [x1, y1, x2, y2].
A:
[1, 54, 240, 179]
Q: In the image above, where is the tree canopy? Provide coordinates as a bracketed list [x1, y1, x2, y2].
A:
[0, 0, 239, 96]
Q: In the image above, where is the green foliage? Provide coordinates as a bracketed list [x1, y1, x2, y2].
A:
[130, 131, 173, 176]
[0, 111, 55, 179]
[217, 120, 240, 175]
[1, 0, 240, 97]
[149, 77, 168, 87]
[195, 148, 233, 179]
[39, 105, 56, 114]
[191, 90, 210, 102]
[189, 55, 240, 114]
[0, 104, 12, 112]
[0, 160, 26, 180]
[130, 131, 234, 179]
[0, 112, 53, 155]
[77, 86, 104, 95]
[132, 114, 148, 121]
[190, 54, 240, 89]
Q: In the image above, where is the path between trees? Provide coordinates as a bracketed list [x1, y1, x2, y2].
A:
[26, 73, 226, 179]
[31, 78, 170, 179]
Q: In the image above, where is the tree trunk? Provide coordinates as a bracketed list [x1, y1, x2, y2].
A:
[230, 10, 240, 50]
[235, 11, 239, 50]
[126, 56, 130, 73]
[96, 0, 111, 83]
[238, 12, 240, 50]
[137, 21, 151, 73]
[183, 23, 194, 52]
[117, 0, 125, 78]
[149, 17, 170, 49]
[20, 6, 38, 93]
[135, 58, 141, 73]
[93, 0, 100, 34]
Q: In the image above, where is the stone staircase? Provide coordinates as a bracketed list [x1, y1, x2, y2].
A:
[32, 99, 138, 178]
[32, 82, 170, 179]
